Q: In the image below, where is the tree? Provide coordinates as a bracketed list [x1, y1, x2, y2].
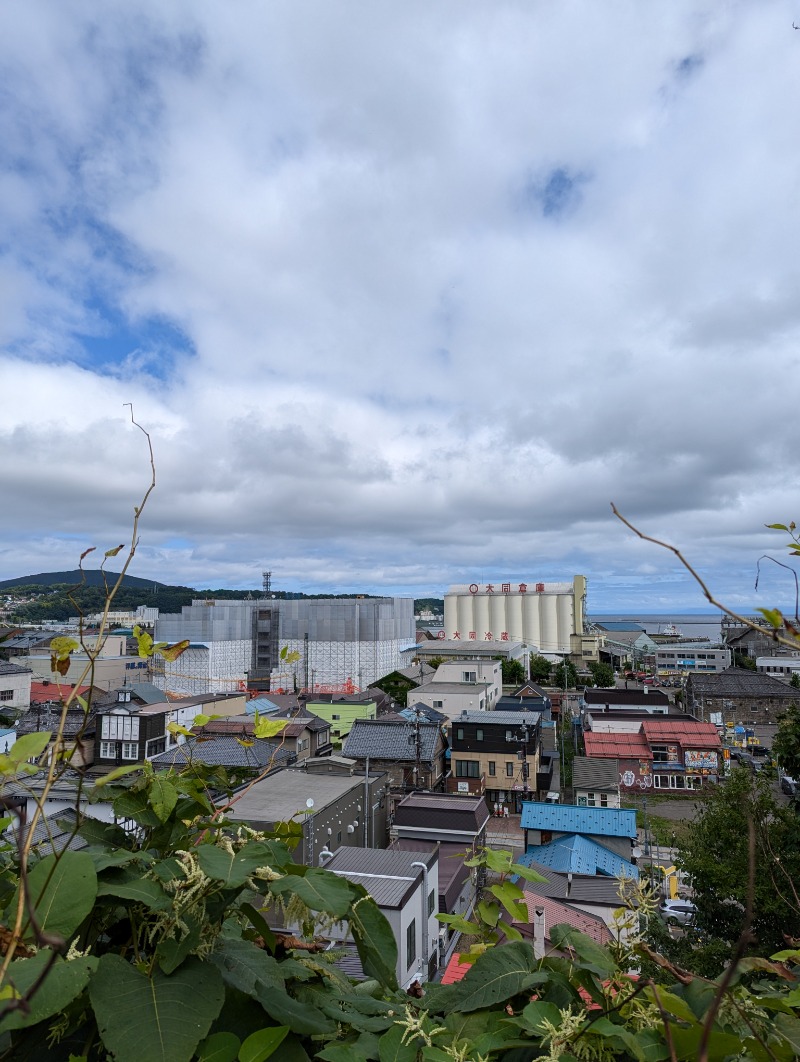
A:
[497, 656, 525, 685]
[791, 672, 800, 690]
[553, 659, 578, 689]
[773, 700, 800, 778]
[676, 767, 800, 960]
[529, 653, 552, 682]
[587, 660, 615, 687]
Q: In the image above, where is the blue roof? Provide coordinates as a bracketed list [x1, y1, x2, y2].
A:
[596, 621, 645, 632]
[520, 836, 638, 880]
[245, 696, 283, 716]
[520, 801, 637, 839]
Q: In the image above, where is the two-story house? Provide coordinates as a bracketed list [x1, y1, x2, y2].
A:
[342, 718, 448, 794]
[320, 846, 441, 987]
[447, 710, 541, 812]
[414, 660, 503, 720]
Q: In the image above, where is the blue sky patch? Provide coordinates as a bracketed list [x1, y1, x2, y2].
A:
[76, 298, 195, 378]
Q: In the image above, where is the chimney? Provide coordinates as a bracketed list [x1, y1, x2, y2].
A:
[532, 907, 546, 958]
[567, 872, 572, 897]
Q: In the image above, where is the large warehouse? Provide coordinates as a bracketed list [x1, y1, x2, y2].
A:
[443, 576, 586, 655]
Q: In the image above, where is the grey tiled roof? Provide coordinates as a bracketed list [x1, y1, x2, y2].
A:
[688, 668, 797, 697]
[0, 662, 33, 676]
[343, 719, 443, 763]
[150, 735, 294, 771]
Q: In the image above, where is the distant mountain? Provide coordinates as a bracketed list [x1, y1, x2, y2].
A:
[0, 570, 177, 592]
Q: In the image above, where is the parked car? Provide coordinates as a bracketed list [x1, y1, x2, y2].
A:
[780, 776, 797, 796]
[749, 745, 769, 757]
[659, 898, 697, 927]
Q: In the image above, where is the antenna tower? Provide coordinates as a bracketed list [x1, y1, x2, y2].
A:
[262, 570, 272, 596]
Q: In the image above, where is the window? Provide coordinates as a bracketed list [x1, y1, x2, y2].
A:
[122, 743, 139, 760]
[406, 919, 416, 968]
[433, 700, 443, 709]
[146, 738, 166, 757]
[488, 761, 496, 776]
[586, 791, 596, 806]
[332, 714, 340, 720]
[651, 745, 671, 762]
[505, 731, 513, 742]
[462, 671, 477, 683]
[506, 762, 514, 777]
[100, 742, 116, 758]
[428, 889, 435, 917]
[0, 691, 13, 702]
[101, 716, 140, 741]
[456, 728, 464, 740]
[337, 831, 342, 844]
[600, 793, 609, 807]
[455, 760, 480, 777]
[476, 729, 483, 741]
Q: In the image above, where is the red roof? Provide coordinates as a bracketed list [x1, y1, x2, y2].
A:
[584, 731, 651, 759]
[517, 892, 612, 947]
[30, 681, 92, 704]
[641, 718, 721, 747]
[440, 952, 473, 984]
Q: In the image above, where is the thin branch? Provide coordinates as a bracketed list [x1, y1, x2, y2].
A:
[611, 505, 800, 653]
[650, 983, 677, 1062]
[755, 554, 800, 625]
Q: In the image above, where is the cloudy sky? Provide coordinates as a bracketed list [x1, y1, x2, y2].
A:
[2, 1, 800, 612]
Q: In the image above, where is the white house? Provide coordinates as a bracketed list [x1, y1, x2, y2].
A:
[0, 662, 33, 711]
[320, 846, 440, 987]
[413, 659, 503, 718]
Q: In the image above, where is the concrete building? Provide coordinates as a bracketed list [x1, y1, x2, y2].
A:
[226, 766, 390, 865]
[0, 662, 33, 710]
[756, 656, 800, 680]
[412, 659, 503, 719]
[655, 645, 730, 674]
[444, 576, 586, 655]
[686, 668, 799, 726]
[153, 597, 414, 695]
[21, 634, 131, 691]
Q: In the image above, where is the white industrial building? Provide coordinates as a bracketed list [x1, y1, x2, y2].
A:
[152, 597, 414, 695]
[444, 576, 586, 655]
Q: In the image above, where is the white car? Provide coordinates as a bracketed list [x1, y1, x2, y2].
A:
[659, 898, 697, 927]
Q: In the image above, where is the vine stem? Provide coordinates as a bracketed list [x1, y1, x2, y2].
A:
[0, 407, 156, 988]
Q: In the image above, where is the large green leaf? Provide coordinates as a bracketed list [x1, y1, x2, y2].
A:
[96, 868, 172, 910]
[15, 850, 97, 942]
[196, 1031, 241, 1062]
[349, 895, 398, 991]
[211, 937, 285, 995]
[269, 867, 353, 918]
[149, 777, 178, 822]
[239, 1026, 290, 1062]
[377, 1023, 419, 1062]
[198, 841, 289, 889]
[89, 954, 225, 1062]
[431, 941, 541, 1013]
[0, 952, 96, 1031]
[255, 985, 336, 1035]
[548, 924, 616, 978]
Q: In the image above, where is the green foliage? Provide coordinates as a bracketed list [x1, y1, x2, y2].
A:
[675, 768, 800, 961]
[587, 660, 615, 687]
[791, 672, 800, 689]
[529, 653, 552, 682]
[553, 659, 579, 689]
[497, 656, 525, 685]
[773, 701, 800, 779]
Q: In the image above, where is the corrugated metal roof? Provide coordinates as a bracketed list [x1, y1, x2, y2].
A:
[520, 801, 637, 838]
[393, 792, 490, 834]
[322, 846, 437, 909]
[640, 718, 721, 746]
[583, 732, 651, 759]
[572, 756, 619, 790]
[516, 858, 637, 905]
[520, 836, 638, 880]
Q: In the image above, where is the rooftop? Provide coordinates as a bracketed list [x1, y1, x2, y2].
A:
[321, 846, 437, 909]
[520, 801, 637, 839]
[343, 718, 443, 763]
[519, 835, 639, 879]
[225, 767, 378, 826]
[688, 668, 798, 697]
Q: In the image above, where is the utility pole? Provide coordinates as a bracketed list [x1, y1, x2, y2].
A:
[408, 705, 423, 789]
[517, 722, 531, 808]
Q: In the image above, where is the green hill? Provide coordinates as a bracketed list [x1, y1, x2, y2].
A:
[0, 570, 172, 592]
